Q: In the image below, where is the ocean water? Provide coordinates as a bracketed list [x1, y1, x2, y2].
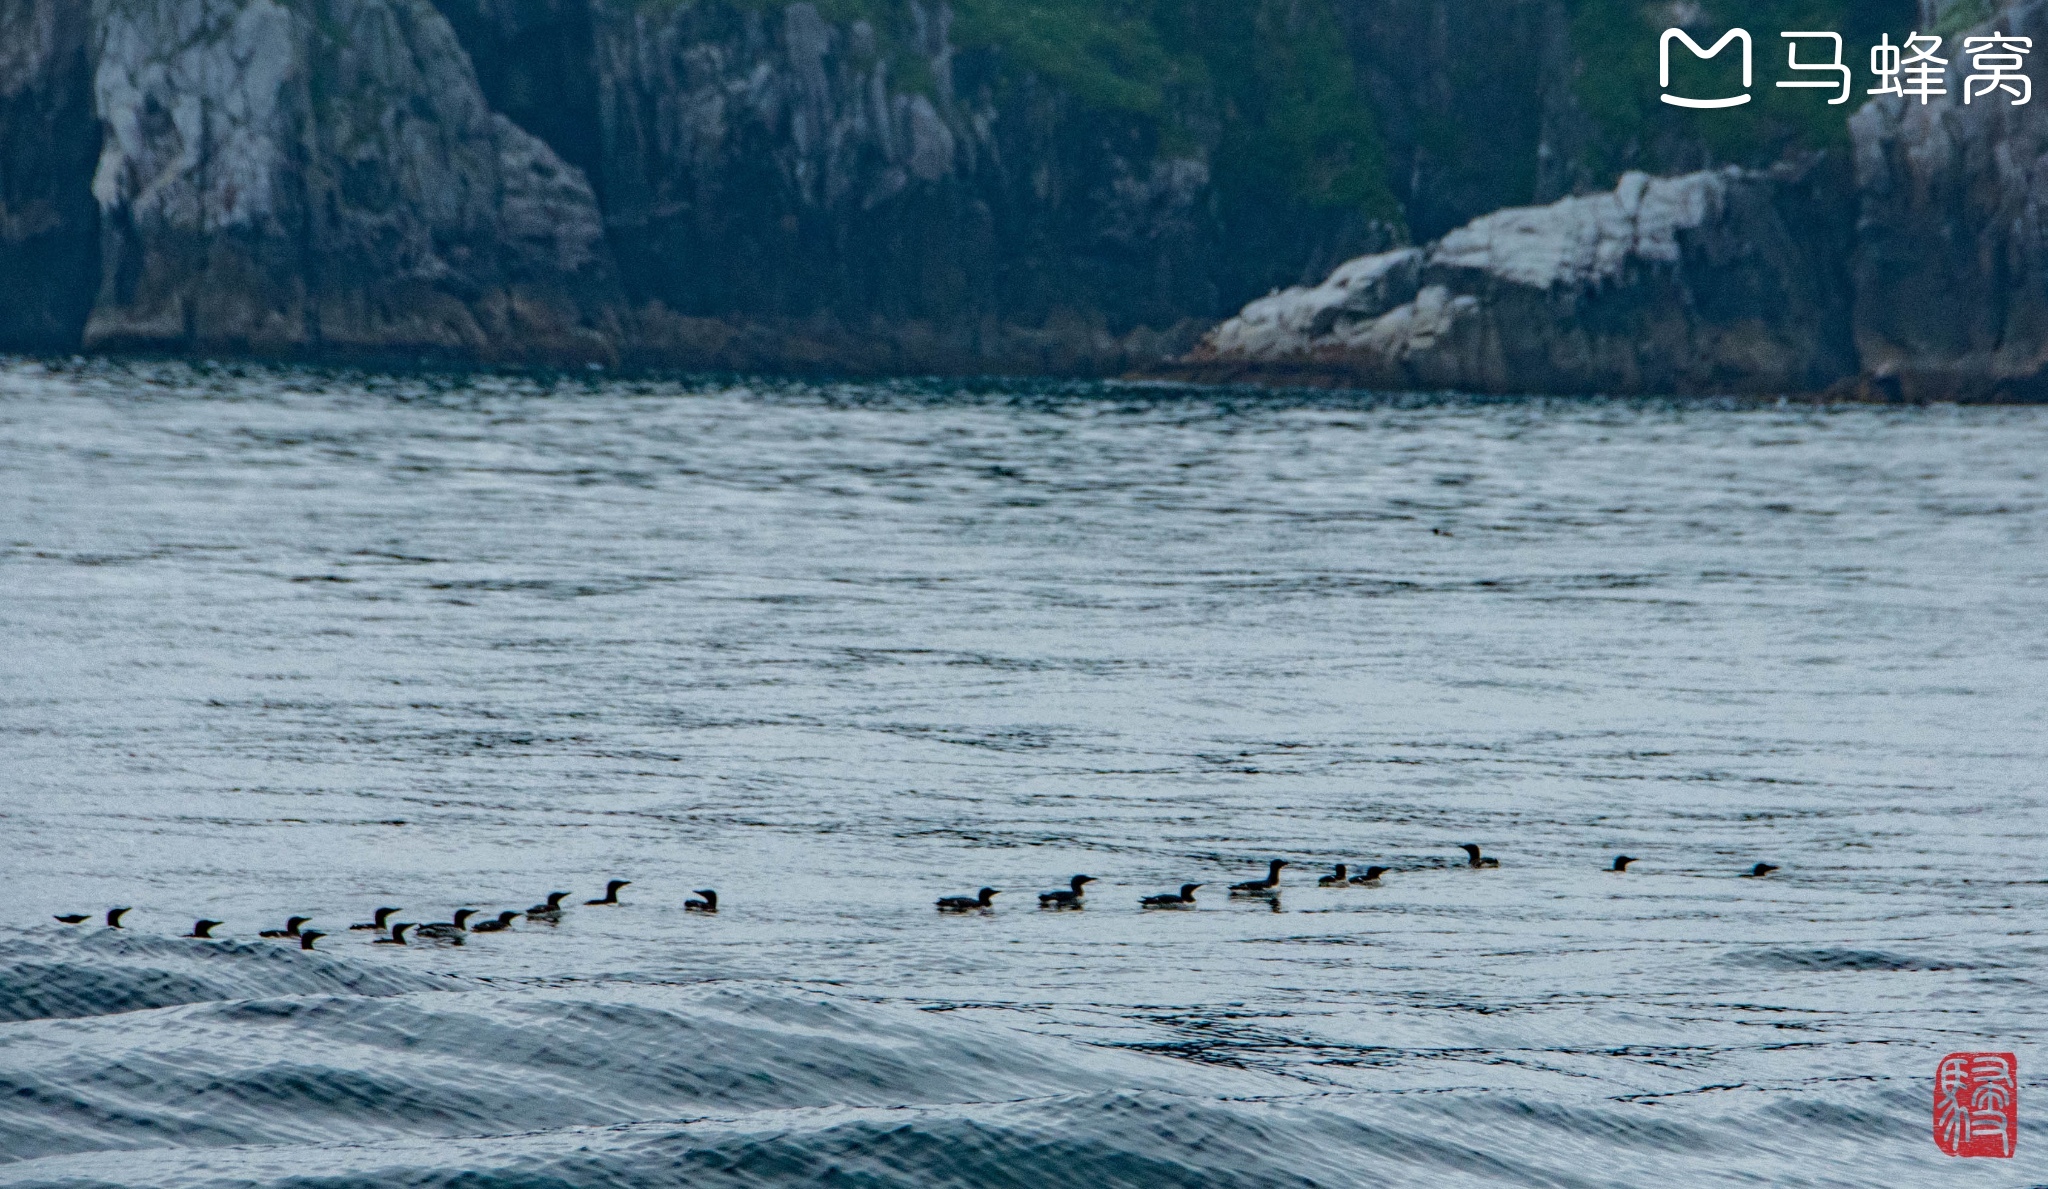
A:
[1, 357, 2045, 1187]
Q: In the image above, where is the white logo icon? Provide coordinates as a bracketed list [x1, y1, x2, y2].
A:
[1661, 28, 1753, 108]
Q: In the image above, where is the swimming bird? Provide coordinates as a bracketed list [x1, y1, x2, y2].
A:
[1318, 864, 1349, 887]
[106, 907, 131, 928]
[414, 909, 477, 940]
[1038, 875, 1095, 909]
[937, 888, 1000, 912]
[684, 890, 718, 914]
[1230, 860, 1287, 894]
[1140, 883, 1202, 909]
[1349, 866, 1391, 885]
[586, 880, 631, 906]
[186, 920, 222, 939]
[53, 914, 88, 924]
[259, 916, 312, 939]
[373, 922, 416, 945]
[1460, 844, 1500, 869]
[1610, 856, 1637, 872]
[350, 907, 401, 932]
[1743, 862, 1779, 878]
[468, 911, 520, 933]
[298, 931, 325, 951]
[525, 892, 571, 920]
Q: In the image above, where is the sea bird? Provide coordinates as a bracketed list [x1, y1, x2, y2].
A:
[1349, 866, 1390, 885]
[586, 880, 631, 906]
[1460, 844, 1500, 869]
[53, 914, 88, 924]
[469, 910, 520, 933]
[1318, 865, 1349, 887]
[106, 908, 132, 928]
[350, 907, 401, 932]
[373, 922, 416, 945]
[260, 917, 312, 939]
[1743, 863, 1779, 878]
[1140, 883, 1202, 909]
[186, 920, 222, 939]
[298, 931, 326, 951]
[525, 892, 571, 920]
[684, 890, 719, 914]
[1610, 856, 1637, 873]
[415, 909, 477, 940]
[1230, 860, 1287, 895]
[1038, 875, 1095, 909]
[937, 888, 1000, 912]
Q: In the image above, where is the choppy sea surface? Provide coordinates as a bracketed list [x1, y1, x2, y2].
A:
[2, 358, 2046, 1186]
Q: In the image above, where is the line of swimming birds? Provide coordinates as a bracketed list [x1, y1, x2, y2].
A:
[936, 847, 1783, 911]
[48, 881, 716, 949]
[49, 847, 1788, 943]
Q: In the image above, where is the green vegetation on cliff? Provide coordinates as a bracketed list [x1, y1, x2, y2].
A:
[1566, 0, 1918, 180]
[722, 0, 1398, 227]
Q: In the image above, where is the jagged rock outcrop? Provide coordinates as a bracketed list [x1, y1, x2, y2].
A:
[1849, 0, 2048, 400]
[85, 0, 621, 363]
[0, 0, 100, 350]
[1175, 162, 1858, 395]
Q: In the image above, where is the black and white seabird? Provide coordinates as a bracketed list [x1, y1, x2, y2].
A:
[298, 931, 325, 951]
[373, 922, 416, 945]
[1460, 844, 1500, 869]
[415, 909, 477, 940]
[1743, 862, 1779, 878]
[260, 917, 312, 939]
[684, 890, 718, 914]
[1229, 860, 1287, 894]
[186, 920, 222, 939]
[1349, 866, 1390, 885]
[1610, 856, 1637, 873]
[525, 892, 571, 920]
[1140, 883, 1202, 909]
[106, 907, 132, 928]
[53, 914, 88, 924]
[1038, 875, 1095, 909]
[586, 880, 631, 906]
[350, 907, 401, 932]
[1318, 865, 1349, 887]
[469, 911, 520, 933]
[937, 888, 1000, 912]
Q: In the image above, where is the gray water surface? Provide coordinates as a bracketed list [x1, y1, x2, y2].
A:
[2, 359, 2045, 1186]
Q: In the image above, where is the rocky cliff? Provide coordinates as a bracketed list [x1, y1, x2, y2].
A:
[1850, 0, 2048, 400]
[85, 0, 619, 363]
[0, 0, 2040, 395]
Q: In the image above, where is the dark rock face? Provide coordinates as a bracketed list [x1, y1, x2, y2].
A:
[1337, 0, 1563, 240]
[1174, 160, 1859, 395]
[86, 0, 620, 364]
[1850, 0, 2048, 400]
[425, 0, 1384, 373]
[0, 0, 100, 351]
[590, 1, 1356, 373]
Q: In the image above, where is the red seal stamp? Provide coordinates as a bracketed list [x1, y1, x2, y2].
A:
[1934, 1052, 2018, 1158]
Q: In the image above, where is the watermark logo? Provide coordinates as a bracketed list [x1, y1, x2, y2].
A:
[1934, 1052, 2017, 1158]
[1661, 28, 1753, 107]
[1661, 28, 2032, 108]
